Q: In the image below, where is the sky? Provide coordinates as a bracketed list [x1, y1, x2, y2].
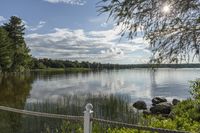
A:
[0, 0, 151, 64]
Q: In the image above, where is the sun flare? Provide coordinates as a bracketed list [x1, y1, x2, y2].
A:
[162, 5, 170, 13]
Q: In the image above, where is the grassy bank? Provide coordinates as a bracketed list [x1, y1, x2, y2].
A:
[31, 67, 91, 73]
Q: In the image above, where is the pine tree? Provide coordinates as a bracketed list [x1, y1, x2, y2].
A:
[3, 16, 32, 72]
[0, 28, 12, 71]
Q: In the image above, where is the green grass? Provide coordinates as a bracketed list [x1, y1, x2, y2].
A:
[31, 67, 91, 73]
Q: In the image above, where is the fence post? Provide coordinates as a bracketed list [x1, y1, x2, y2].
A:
[84, 103, 93, 133]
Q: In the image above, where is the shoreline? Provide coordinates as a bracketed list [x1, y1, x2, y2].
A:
[31, 68, 91, 72]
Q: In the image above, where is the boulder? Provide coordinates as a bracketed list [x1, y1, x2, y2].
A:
[168, 112, 175, 118]
[133, 100, 147, 110]
[152, 97, 167, 105]
[150, 102, 172, 114]
[172, 99, 180, 105]
[143, 110, 151, 115]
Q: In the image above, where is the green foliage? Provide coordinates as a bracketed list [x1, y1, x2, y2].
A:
[45, 121, 83, 133]
[93, 114, 199, 132]
[144, 79, 200, 132]
[2, 16, 32, 72]
[171, 99, 200, 121]
[0, 28, 12, 71]
[146, 115, 200, 132]
[46, 121, 153, 133]
[108, 128, 154, 133]
[190, 79, 200, 100]
[190, 80, 200, 118]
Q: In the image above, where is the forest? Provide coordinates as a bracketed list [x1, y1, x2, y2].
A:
[32, 58, 200, 70]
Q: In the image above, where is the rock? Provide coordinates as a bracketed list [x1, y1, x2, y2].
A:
[161, 114, 170, 117]
[150, 102, 172, 114]
[172, 99, 180, 105]
[143, 110, 151, 115]
[133, 101, 147, 110]
[168, 112, 175, 118]
[152, 97, 167, 105]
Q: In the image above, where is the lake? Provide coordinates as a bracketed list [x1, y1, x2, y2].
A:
[28, 68, 199, 103]
[0, 68, 200, 133]
[1, 68, 200, 108]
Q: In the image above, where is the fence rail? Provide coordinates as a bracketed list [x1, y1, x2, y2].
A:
[0, 105, 83, 121]
[0, 104, 190, 133]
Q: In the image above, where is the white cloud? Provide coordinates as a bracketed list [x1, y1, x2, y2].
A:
[100, 22, 108, 27]
[22, 20, 46, 31]
[0, 16, 6, 25]
[44, 0, 86, 5]
[22, 20, 30, 29]
[28, 21, 46, 31]
[26, 25, 150, 64]
[0, 16, 6, 22]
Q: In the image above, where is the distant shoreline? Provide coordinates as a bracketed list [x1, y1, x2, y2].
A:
[30, 64, 200, 72]
[31, 64, 200, 72]
[118, 63, 200, 68]
[32, 63, 200, 71]
[31, 68, 91, 72]
[1, 64, 200, 74]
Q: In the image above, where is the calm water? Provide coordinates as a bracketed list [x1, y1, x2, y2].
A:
[0, 68, 200, 133]
[28, 68, 199, 104]
[1, 68, 200, 107]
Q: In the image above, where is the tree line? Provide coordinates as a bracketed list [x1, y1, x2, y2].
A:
[32, 58, 200, 70]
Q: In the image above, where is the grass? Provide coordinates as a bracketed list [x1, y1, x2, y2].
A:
[20, 94, 140, 133]
[31, 67, 91, 73]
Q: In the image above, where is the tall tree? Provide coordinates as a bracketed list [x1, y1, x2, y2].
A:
[0, 28, 12, 71]
[3, 16, 32, 72]
[98, 0, 200, 63]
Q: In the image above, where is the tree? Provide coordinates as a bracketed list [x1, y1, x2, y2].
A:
[0, 28, 12, 71]
[3, 16, 32, 71]
[98, 0, 200, 63]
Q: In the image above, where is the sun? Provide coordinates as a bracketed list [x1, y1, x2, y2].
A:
[162, 5, 170, 14]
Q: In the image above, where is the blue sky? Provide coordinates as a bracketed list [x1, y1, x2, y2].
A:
[0, 0, 150, 64]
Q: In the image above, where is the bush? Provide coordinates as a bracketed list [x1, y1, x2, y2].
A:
[146, 79, 200, 132]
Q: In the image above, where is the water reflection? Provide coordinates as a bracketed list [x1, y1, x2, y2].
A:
[0, 74, 34, 108]
[1, 69, 199, 106]
[28, 69, 200, 103]
[0, 74, 34, 133]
